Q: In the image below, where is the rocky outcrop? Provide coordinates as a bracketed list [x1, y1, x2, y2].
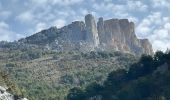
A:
[0, 86, 13, 100]
[85, 14, 99, 47]
[0, 86, 28, 100]
[59, 21, 86, 43]
[140, 39, 153, 55]
[97, 17, 106, 44]
[97, 17, 153, 55]
[19, 14, 153, 55]
[98, 18, 127, 51]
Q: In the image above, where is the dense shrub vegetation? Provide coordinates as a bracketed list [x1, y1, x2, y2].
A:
[19, 27, 59, 45]
[0, 68, 22, 97]
[0, 45, 136, 99]
[2, 41, 169, 100]
[67, 51, 170, 100]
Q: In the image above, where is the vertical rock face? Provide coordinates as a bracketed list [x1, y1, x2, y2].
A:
[85, 14, 99, 47]
[100, 18, 127, 51]
[97, 17, 153, 55]
[60, 21, 86, 43]
[119, 20, 142, 54]
[97, 17, 106, 44]
[140, 39, 153, 55]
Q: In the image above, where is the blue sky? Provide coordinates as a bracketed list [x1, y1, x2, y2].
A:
[0, 0, 170, 51]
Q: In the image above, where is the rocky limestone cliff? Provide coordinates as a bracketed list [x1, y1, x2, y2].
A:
[97, 17, 153, 55]
[59, 21, 86, 43]
[85, 14, 99, 47]
[140, 39, 153, 55]
[19, 14, 153, 55]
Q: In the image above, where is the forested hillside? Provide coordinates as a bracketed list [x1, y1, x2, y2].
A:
[0, 42, 137, 99]
[67, 51, 170, 100]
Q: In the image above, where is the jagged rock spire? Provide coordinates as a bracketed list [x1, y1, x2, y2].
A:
[85, 14, 99, 47]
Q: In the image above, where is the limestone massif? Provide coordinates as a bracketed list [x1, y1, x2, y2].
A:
[20, 14, 153, 55]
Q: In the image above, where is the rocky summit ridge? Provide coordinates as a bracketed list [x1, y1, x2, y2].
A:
[19, 14, 153, 55]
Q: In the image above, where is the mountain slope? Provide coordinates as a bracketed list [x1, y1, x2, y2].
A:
[0, 46, 137, 99]
[18, 14, 153, 55]
[0, 14, 155, 99]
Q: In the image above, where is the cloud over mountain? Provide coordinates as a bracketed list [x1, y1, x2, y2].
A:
[0, 0, 169, 51]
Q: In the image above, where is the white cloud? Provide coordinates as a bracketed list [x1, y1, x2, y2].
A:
[104, 0, 112, 2]
[30, 0, 84, 6]
[137, 19, 152, 37]
[93, 0, 148, 18]
[0, 22, 9, 29]
[92, 1, 146, 21]
[164, 23, 170, 31]
[35, 22, 47, 32]
[53, 19, 66, 28]
[153, 29, 169, 39]
[152, 0, 170, 9]
[52, 0, 84, 6]
[0, 0, 170, 52]
[57, 11, 69, 17]
[16, 11, 35, 23]
[103, 4, 129, 18]
[0, 21, 23, 41]
[136, 12, 163, 38]
[152, 40, 170, 52]
[30, 0, 48, 4]
[0, 11, 12, 20]
[127, 16, 139, 23]
[80, 9, 88, 16]
[127, 1, 148, 12]
[150, 22, 170, 51]
[136, 11, 170, 51]
[148, 12, 162, 25]
[92, 2, 124, 16]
